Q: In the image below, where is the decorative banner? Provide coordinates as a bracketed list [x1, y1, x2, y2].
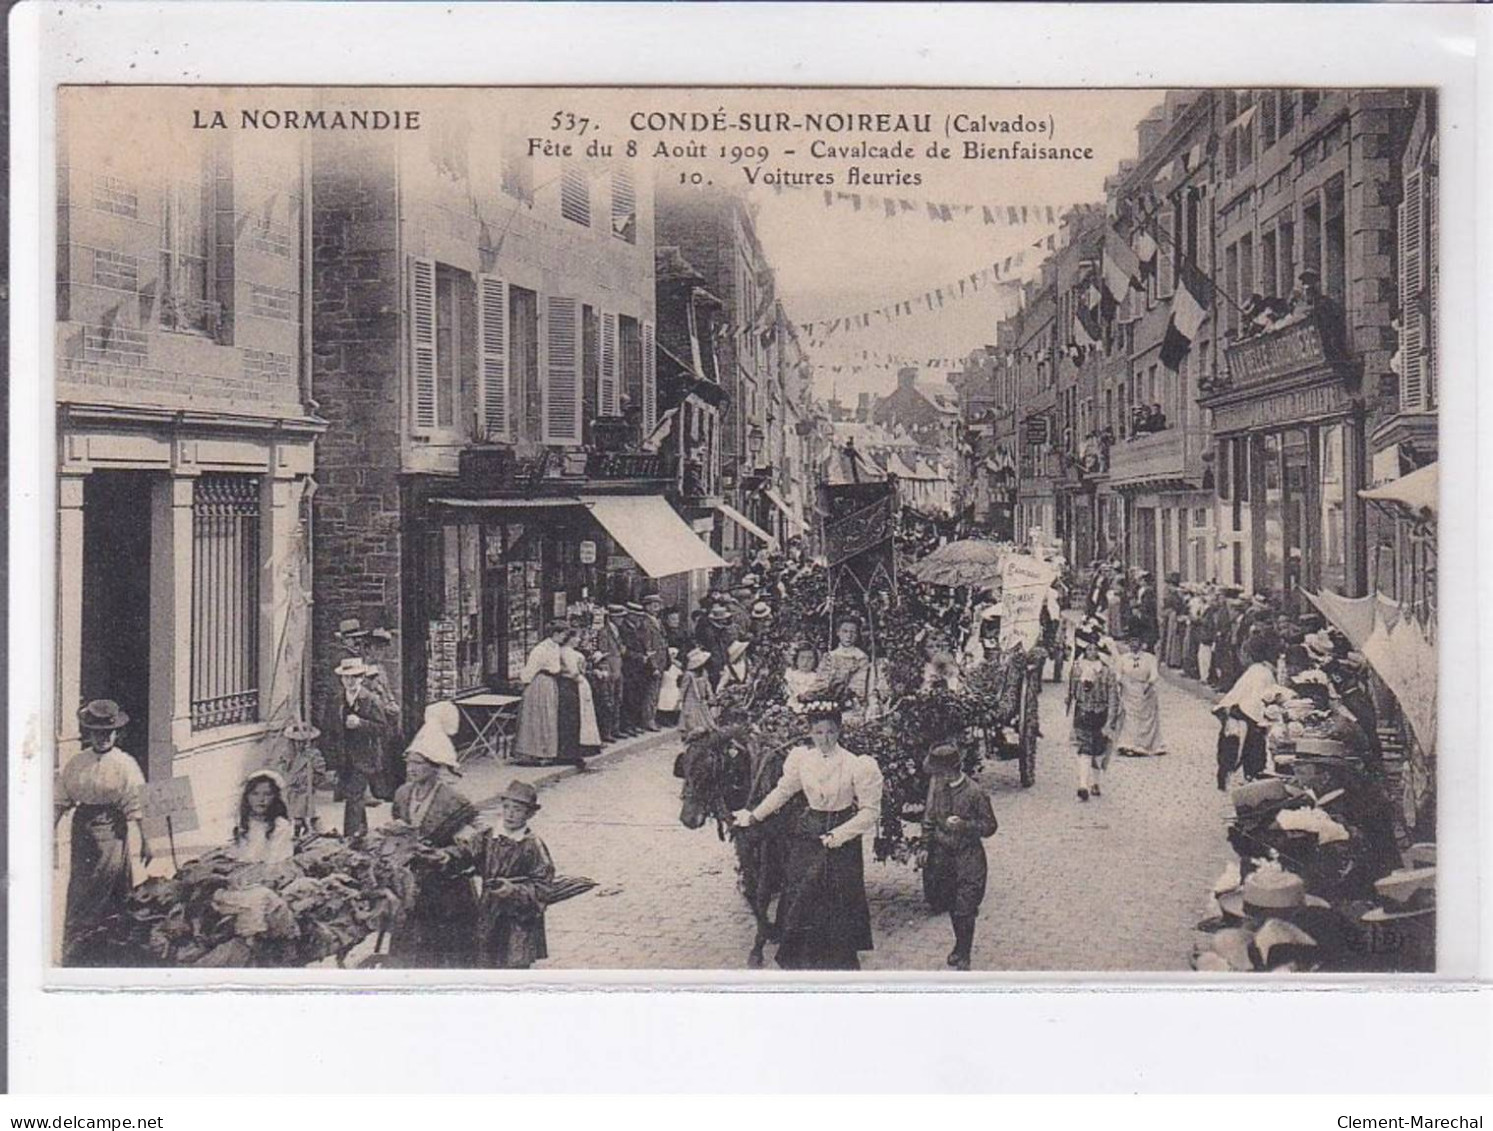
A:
[999, 553, 1061, 649]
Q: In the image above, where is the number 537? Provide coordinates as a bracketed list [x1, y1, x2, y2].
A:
[551, 112, 592, 135]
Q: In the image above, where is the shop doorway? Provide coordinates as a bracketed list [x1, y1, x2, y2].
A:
[1134, 506, 1158, 576]
[80, 471, 154, 771]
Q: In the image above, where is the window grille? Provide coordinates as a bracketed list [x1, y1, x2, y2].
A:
[191, 475, 261, 730]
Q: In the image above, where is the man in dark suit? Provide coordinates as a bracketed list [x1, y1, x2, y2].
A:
[639, 593, 671, 731]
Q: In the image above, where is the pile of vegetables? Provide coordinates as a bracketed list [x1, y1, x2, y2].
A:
[74, 827, 427, 968]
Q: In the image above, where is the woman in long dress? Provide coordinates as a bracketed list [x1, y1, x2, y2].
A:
[515, 620, 579, 766]
[560, 632, 602, 764]
[733, 696, 884, 970]
[1113, 635, 1166, 756]
[388, 705, 483, 968]
[55, 700, 151, 965]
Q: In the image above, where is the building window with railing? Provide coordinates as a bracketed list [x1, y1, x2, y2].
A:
[190, 474, 261, 731]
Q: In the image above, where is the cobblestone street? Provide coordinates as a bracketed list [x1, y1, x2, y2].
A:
[522, 668, 1234, 972]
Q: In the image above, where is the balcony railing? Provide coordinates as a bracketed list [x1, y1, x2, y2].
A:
[1219, 303, 1348, 392]
[1106, 426, 1189, 487]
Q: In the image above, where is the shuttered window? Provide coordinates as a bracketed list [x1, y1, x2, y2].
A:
[543, 295, 581, 444]
[610, 166, 637, 243]
[560, 165, 590, 227]
[409, 256, 438, 433]
[1398, 168, 1426, 413]
[642, 319, 658, 436]
[600, 310, 619, 417]
[478, 274, 510, 441]
[191, 475, 261, 731]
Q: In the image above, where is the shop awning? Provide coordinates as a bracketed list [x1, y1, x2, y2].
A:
[762, 487, 807, 534]
[580, 495, 727, 578]
[431, 496, 583, 510]
[716, 501, 778, 549]
[1360, 461, 1438, 522]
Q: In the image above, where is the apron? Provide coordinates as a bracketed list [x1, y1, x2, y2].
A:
[65, 804, 132, 965]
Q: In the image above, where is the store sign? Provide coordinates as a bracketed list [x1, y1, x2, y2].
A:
[1223, 308, 1344, 388]
[1025, 416, 1050, 445]
[1211, 379, 1355, 435]
[578, 540, 597, 565]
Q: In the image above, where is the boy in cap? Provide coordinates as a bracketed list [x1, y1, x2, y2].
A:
[922, 742, 998, 970]
[478, 780, 557, 969]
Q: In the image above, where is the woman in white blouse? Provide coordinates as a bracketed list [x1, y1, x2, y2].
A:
[733, 697, 884, 970]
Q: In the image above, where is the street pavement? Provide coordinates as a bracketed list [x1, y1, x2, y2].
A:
[529, 667, 1235, 972]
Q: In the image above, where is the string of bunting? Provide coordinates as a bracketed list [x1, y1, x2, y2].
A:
[797, 231, 1060, 346]
[769, 181, 1106, 228]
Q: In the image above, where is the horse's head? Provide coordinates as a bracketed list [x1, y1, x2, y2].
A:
[678, 730, 751, 831]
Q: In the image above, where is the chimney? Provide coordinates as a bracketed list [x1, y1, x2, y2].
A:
[897, 366, 918, 390]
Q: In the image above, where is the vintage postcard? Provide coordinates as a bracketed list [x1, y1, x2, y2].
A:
[44, 80, 1442, 982]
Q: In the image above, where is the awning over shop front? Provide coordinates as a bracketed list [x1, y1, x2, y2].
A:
[580, 495, 728, 578]
[431, 496, 584, 510]
[1360, 461, 1438, 522]
[762, 487, 806, 534]
[716, 501, 778, 549]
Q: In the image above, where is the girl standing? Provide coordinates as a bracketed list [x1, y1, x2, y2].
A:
[1066, 632, 1118, 802]
[733, 696, 884, 970]
[678, 648, 718, 739]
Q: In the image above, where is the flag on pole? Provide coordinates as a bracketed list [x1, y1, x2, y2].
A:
[1159, 261, 1213, 370]
[1135, 230, 1159, 284]
[1103, 227, 1144, 303]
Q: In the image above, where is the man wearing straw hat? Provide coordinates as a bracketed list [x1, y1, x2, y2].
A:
[334, 656, 391, 838]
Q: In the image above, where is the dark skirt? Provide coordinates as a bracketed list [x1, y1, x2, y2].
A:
[65, 804, 132, 966]
[775, 807, 873, 971]
[1071, 708, 1109, 760]
[389, 873, 479, 969]
[556, 677, 582, 762]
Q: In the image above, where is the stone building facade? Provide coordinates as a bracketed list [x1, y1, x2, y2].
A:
[55, 89, 320, 831]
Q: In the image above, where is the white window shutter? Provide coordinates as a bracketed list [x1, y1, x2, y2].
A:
[600, 311, 619, 417]
[543, 295, 581, 444]
[642, 319, 658, 436]
[1397, 171, 1425, 413]
[409, 256, 438, 432]
[478, 274, 510, 442]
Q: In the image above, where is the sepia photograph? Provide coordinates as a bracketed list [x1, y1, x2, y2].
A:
[47, 81, 1441, 980]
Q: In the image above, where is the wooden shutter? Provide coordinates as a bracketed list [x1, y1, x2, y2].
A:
[600, 311, 619, 417]
[409, 256, 438, 432]
[543, 295, 581, 444]
[1426, 167, 1438, 410]
[478, 274, 510, 442]
[1397, 169, 1424, 413]
[642, 319, 658, 436]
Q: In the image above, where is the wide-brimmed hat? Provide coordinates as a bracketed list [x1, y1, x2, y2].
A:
[625, 601, 644, 613]
[78, 699, 129, 731]
[369, 627, 395, 644]
[751, 601, 773, 620]
[686, 648, 712, 671]
[334, 657, 370, 678]
[740, 573, 760, 588]
[727, 640, 750, 663]
[708, 606, 733, 624]
[497, 779, 541, 811]
[244, 767, 288, 794]
[643, 593, 664, 608]
[283, 720, 321, 742]
[336, 618, 369, 638]
[606, 603, 627, 615]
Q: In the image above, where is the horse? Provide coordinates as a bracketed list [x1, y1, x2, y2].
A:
[676, 726, 800, 968]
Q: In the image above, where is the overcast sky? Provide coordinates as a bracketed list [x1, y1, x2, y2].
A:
[746, 89, 1166, 402]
